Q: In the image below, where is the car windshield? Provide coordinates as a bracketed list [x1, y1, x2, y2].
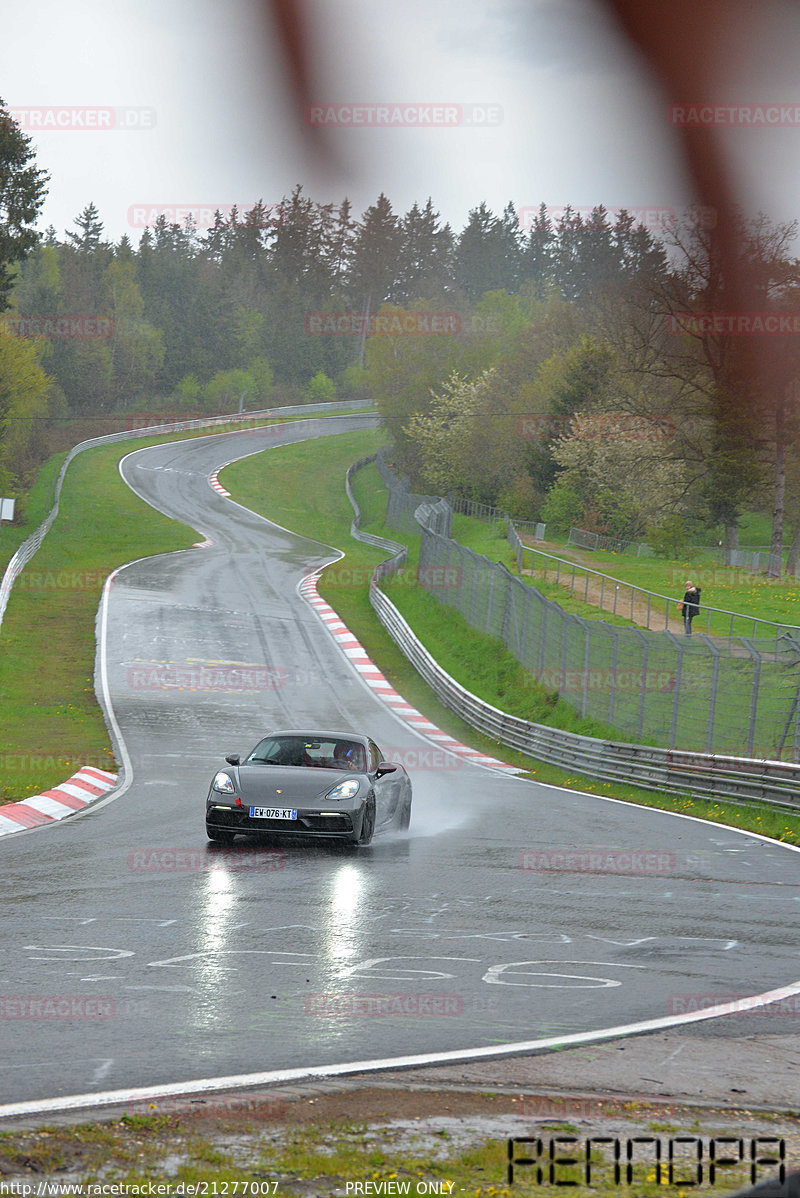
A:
[246, 736, 367, 771]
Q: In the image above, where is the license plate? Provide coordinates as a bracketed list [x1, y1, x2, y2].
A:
[250, 807, 297, 820]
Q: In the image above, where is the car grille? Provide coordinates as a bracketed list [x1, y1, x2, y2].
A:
[209, 809, 353, 835]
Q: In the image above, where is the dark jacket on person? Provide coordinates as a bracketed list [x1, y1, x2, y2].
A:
[682, 586, 701, 616]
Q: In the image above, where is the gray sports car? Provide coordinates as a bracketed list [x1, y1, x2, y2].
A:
[205, 729, 412, 845]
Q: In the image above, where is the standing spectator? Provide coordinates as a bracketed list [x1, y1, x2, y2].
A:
[681, 580, 701, 636]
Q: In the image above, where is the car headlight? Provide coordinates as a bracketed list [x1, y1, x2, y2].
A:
[326, 779, 360, 800]
[212, 771, 236, 794]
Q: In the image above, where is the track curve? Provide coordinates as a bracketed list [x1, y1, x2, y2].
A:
[1, 414, 799, 1111]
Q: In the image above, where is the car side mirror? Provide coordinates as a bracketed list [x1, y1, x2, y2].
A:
[225, 753, 241, 766]
[375, 761, 397, 778]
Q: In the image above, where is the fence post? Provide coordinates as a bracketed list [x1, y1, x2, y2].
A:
[470, 550, 480, 624]
[521, 582, 531, 670]
[608, 628, 619, 724]
[631, 628, 649, 741]
[486, 568, 496, 635]
[663, 630, 684, 749]
[775, 635, 800, 762]
[497, 563, 515, 650]
[695, 633, 721, 753]
[740, 638, 762, 759]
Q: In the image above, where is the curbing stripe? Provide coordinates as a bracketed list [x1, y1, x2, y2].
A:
[0, 768, 118, 839]
[298, 572, 522, 775]
[208, 470, 231, 497]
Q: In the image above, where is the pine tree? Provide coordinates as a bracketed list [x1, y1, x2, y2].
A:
[65, 201, 106, 255]
[0, 99, 49, 310]
[349, 194, 403, 307]
[395, 199, 453, 302]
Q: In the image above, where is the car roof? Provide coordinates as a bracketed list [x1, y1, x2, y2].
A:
[254, 730, 371, 745]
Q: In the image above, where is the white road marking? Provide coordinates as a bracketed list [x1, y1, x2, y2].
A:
[91, 1060, 114, 1085]
[3, 974, 800, 1121]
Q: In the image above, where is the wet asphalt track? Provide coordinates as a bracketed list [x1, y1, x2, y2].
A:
[0, 414, 799, 1108]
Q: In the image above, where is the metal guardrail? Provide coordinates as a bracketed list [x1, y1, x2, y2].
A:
[344, 454, 800, 811]
[0, 400, 375, 635]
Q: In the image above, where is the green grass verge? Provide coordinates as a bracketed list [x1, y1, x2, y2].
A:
[221, 439, 800, 848]
[0, 439, 195, 802]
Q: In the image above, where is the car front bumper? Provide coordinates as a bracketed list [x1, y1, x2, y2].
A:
[206, 802, 358, 838]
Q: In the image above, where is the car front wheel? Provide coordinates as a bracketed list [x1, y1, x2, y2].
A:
[356, 797, 375, 846]
[397, 795, 412, 830]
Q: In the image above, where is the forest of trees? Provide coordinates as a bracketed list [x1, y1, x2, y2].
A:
[2, 99, 799, 569]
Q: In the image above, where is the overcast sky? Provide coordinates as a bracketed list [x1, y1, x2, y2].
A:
[3, 0, 800, 245]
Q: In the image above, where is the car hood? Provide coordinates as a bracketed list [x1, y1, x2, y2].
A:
[234, 764, 358, 805]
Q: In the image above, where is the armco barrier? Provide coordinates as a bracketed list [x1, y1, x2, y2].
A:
[345, 454, 800, 812]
